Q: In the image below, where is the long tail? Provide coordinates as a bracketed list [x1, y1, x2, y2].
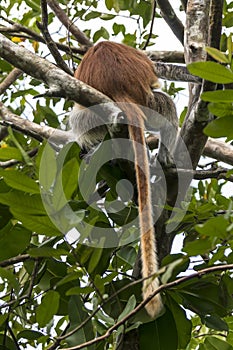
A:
[122, 101, 163, 318]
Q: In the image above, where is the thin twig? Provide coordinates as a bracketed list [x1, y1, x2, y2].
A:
[142, 0, 157, 49]
[0, 147, 38, 168]
[37, 0, 73, 75]
[0, 254, 30, 268]
[0, 68, 23, 95]
[0, 22, 86, 55]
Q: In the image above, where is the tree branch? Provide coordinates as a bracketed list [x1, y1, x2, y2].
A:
[0, 148, 38, 168]
[46, 0, 92, 48]
[0, 22, 86, 55]
[142, 0, 157, 49]
[37, 0, 73, 75]
[179, 0, 221, 169]
[153, 61, 200, 83]
[147, 50, 185, 63]
[194, 168, 233, 181]
[0, 68, 23, 95]
[204, 139, 233, 166]
[157, 0, 184, 45]
[148, 133, 233, 167]
[0, 102, 71, 145]
[0, 34, 119, 113]
[61, 263, 233, 350]
[0, 254, 30, 267]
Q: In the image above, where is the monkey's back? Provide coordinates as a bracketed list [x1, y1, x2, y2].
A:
[74, 41, 158, 106]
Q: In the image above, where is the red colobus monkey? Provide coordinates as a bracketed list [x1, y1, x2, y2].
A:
[70, 41, 178, 317]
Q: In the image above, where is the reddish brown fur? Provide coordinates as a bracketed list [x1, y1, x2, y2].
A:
[74, 41, 163, 317]
[74, 41, 159, 107]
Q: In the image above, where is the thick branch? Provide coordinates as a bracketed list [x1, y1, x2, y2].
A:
[179, 0, 223, 169]
[157, 0, 184, 45]
[194, 168, 233, 181]
[204, 139, 233, 166]
[148, 134, 233, 167]
[0, 34, 117, 110]
[1, 103, 233, 170]
[0, 102, 71, 145]
[153, 62, 200, 83]
[147, 50, 185, 63]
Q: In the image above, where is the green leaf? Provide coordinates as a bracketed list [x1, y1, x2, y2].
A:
[177, 279, 229, 317]
[205, 336, 233, 350]
[36, 290, 60, 327]
[24, 0, 40, 11]
[17, 330, 44, 340]
[123, 33, 137, 47]
[0, 147, 23, 161]
[39, 143, 57, 191]
[0, 59, 13, 72]
[85, 11, 100, 20]
[201, 90, 233, 102]
[0, 334, 17, 350]
[223, 12, 233, 28]
[227, 35, 232, 64]
[51, 158, 79, 212]
[0, 267, 20, 295]
[131, 0, 152, 27]
[100, 13, 115, 20]
[93, 27, 109, 42]
[0, 169, 39, 194]
[205, 47, 230, 63]
[196, 216, 229, 239]
[202, 314, 229, 331]
[0, 313, 8, 327]
[116, 246, 137, 267]
[11, 211, 61, 236]
[105, 0, 113, 10]
[28, 247, 67, 258]
[166, 295, 192, 348]
[37, 105, 59, 128]
[204, 116, 233, 140]
[66, 295, 95, 348]
[183, 237, 213, 255]
[0, 223, 31, 260]
[162, 255, 189, 283]
[188, 62, 233, 83]
[139, 309, 178, 350]
[208, 102, 233, 117]
[66, 286, 94, 295]
[112, 23, 126, 35]
[114, 0, 132, 11]
[117, 295, 136, 322]
[0, 190, 61, 235]
[88, 247, 103, 273]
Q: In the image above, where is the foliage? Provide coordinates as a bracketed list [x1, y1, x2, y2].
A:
[0, 1, 233, 350]
[188, 36, 233, 141]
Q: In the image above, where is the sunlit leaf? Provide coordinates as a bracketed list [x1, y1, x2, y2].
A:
[36, 291, 60, 327]
[188, 62, 233, 83]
